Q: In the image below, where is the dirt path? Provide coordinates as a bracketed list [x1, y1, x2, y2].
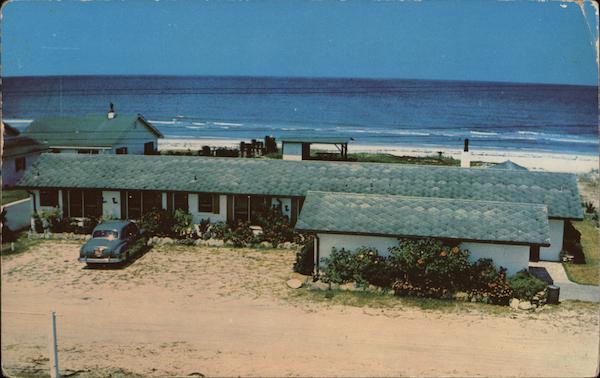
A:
[2, 242, 599, 377]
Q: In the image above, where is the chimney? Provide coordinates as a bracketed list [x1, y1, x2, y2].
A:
[461, 139, 470, 168]
[107, 102, 116, 119]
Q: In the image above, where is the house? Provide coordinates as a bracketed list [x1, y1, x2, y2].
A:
[1, 123, 48, 188]
[281, 136, 352, 160]
[23, 104, 163, 155]
[295, 191, 550, 275]
[17, 153, 581, 270]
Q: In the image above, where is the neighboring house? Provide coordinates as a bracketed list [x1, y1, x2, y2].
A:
[1, 123, 48, 188]
[281, 136, 352, 161]
[23, 105, 163, 155]
[17, 153, 581, 271]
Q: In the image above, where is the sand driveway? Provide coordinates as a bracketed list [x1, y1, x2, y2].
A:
[2, 241, 599, 377]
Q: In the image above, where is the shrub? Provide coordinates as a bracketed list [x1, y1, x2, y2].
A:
[257, 207, 300, 247]
[388, 239, 471, 295]
[208, 222, 229, 240]
[508, 270, 546, 301]
[1, 209, 16, 243]
[223, 221, 254, 247]
[32, 213, 44, 233]
[320, 248, 355, 285]
[39, 209, 63, 232]
[172, 209, 194, 239]
[351, 247, 397, 289]
[293, 236, 315, 275]
[583, 201, 596, 214]
[469, 258, 513, 305]
[197, 218, 211, 238]
[140, 208, 175, 237]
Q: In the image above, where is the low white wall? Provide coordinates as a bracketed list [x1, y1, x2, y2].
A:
[2, 197, 33, 231]
[189, 194, 227, 223]
[315, 233, 530, 277]
[539, 219, 564, 261]
[316, 233, 399, 265]
[461, 242, 529, 276]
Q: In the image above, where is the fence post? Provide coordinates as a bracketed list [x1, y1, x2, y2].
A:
[49, 311, 60, 378]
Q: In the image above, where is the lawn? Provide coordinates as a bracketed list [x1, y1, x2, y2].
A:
[1, 189, 29, 206]
[0, 232, 41, 257]
[563, 215, 599, 285]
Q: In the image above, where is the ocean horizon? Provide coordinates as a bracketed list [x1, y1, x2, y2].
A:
[3, 75, 598, 155]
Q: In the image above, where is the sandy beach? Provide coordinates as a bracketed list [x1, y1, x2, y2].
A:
[159, 138, 599, 173]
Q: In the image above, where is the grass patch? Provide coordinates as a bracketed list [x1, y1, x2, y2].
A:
[288, 287, 515, 316]
[0, 232, 42, 257]
[349, 153, 487, 167]
[563, 215, 599, 285]
[1, 189, 29, 206]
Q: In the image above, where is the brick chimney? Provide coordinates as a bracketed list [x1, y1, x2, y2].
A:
[461, 139, 470, 168]
[107, 102, 116, 119]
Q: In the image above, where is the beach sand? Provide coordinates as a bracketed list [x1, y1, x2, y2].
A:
[159, 138, 599, 173]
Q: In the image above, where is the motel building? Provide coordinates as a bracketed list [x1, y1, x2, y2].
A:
[17, 153, 582, 275]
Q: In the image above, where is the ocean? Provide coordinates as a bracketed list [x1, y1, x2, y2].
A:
[3, 75, 598, 155]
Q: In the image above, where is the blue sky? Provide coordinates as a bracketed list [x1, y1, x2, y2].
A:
[2, 0, 598, 85]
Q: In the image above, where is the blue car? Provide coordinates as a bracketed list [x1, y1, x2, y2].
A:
[79, 220, 144, 264]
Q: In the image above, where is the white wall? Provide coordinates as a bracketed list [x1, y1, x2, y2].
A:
[315, 233, 530, 277]
[2, 197, 33, 231]
[188, 194, 227, 223]
[539, 219, 564, 261]
[316, 233, 399, 265]
[102, 191, 121, 219]
[282, 142, 302, 161]
[461, 242, 529, 276]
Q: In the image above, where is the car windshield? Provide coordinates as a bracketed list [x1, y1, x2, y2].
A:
[92, 230, 119, 240]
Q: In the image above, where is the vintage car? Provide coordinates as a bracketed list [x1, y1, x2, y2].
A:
[78, 220, 144, 264]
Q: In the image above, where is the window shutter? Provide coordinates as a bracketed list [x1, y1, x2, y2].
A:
[212, 194, 220, 214]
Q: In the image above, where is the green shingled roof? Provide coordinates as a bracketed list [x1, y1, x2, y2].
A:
[17, 154, 582, 219]
[23, 114, 162, 148]
[296, 191, 551, 246]
[3, 123, 48, 159]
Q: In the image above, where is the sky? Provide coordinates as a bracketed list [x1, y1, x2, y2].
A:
[2, 0, 598, 85]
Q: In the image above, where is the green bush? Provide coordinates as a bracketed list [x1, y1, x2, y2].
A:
[140, 208, 175, 237]
[1, 209, 16, 243]
[223, 221, 254, 247]
[351, 247, 397, 289]
[208, 222, 229, 240]
[508, 270, 546, 301]
[293, 236, 315, 275]
[388, 239, 471, 295]
[468, 258, 513, 305]
[32, 213, 44, 233]
[320, 248, 355, 285]
[257, 207, 300, 247]
[172, 209, 194, 238]
[39, 209, 63, 232]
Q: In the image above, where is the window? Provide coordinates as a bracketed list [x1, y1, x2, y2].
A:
[51, 148, 61, 153]
[198, 193, 219, 213]
[15, 157, 26, 172]
[83, 190, 102, 218]
[68, 190, 83, 217]
[174, 193, 188, 212]
[142, 191, 162, 213]
[93, 230, 119, 239]
[40, 190, 59, 207]
[115, 147, 128, 155]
